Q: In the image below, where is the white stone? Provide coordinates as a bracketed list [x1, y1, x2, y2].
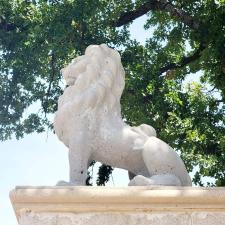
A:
[19, 212, 192, 225]
[10, 186, 225, 225]
[54, 44, 191, 186]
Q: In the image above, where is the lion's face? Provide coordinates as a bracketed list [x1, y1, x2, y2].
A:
[61, 44, 122, 87]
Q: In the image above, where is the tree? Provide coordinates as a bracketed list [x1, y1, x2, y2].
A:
[0, 0, 224, 186]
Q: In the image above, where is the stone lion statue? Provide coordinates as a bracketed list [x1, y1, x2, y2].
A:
[54, 44, 192, 186]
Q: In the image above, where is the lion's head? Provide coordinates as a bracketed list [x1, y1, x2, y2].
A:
[54, 44, 126, 144]
[58, 44, 125, 111]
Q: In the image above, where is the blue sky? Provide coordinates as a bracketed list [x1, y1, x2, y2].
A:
[0, 16, 150, 225]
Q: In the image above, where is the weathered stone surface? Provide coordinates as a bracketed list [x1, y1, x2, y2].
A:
[20, 212, 192, 225]
[19, 211, 225, 225]
[10, 186, 225, 225]
[191, 212, 225, 225]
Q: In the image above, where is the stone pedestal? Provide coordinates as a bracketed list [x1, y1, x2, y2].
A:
[10, 186, 225, 225]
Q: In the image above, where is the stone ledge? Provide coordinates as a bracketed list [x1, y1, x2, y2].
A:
[10, 186, 225, 225]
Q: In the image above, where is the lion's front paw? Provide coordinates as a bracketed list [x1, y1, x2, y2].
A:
[128, 175, 153, 186]
[56, 180, 75, 186]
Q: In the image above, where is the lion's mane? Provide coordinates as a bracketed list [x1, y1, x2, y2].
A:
[54, 44, 126, 146]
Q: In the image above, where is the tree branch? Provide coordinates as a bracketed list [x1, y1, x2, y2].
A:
[215, 99, 224, 103]
[0, 16, 17, 31]
[0, 16, 27, 32]
[114, 0, 200, 30]
[42, 52, 56, 115]
[159, 43, 206, 75]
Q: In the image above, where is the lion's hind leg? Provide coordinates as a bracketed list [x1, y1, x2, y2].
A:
[131, 124, 156, 137]
[128, 174, 181, 186]
[139, 124, 157, 137]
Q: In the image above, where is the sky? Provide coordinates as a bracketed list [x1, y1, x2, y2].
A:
[0, 16, 150, 225]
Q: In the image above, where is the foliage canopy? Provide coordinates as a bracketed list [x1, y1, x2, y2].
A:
[0, 0, 225, 186]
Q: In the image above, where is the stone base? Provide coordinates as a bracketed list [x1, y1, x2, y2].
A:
[10, 186, 225, 225]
